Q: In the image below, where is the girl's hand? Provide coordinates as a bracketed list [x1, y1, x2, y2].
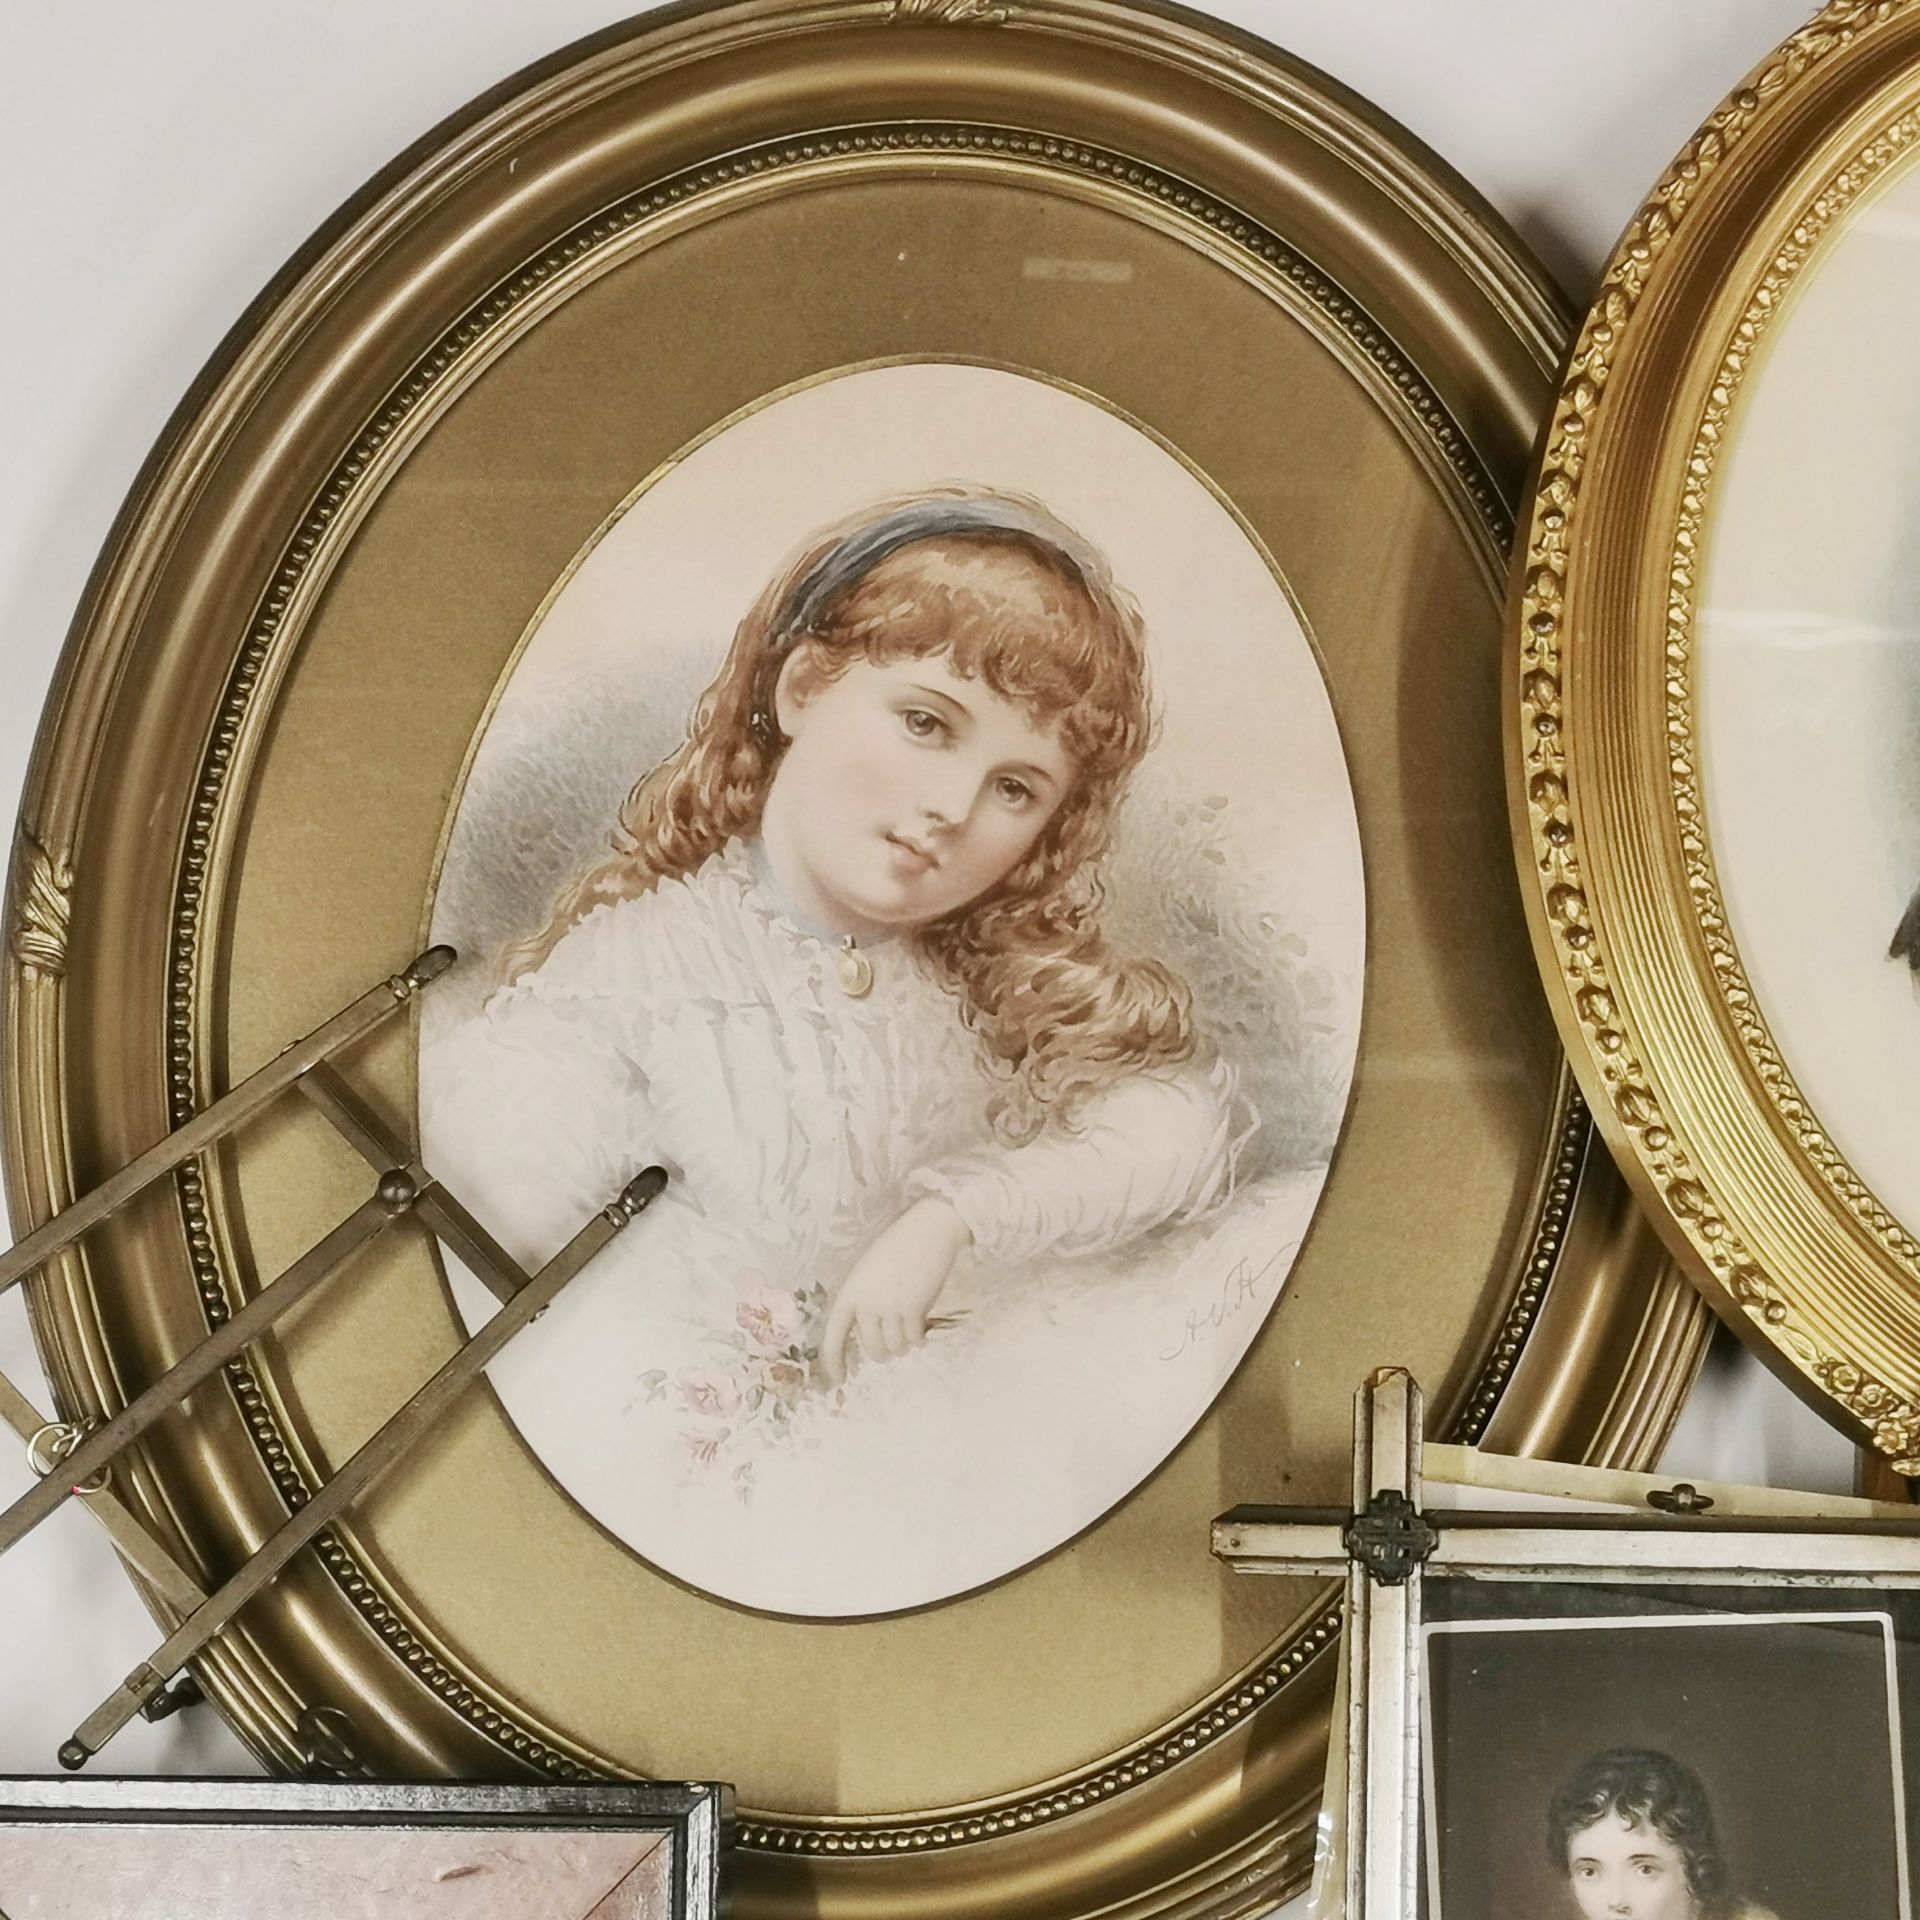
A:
[821, 1197, 971, 1384]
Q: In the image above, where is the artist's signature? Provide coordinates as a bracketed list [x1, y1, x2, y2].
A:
[1160, 1243, 1294, 1360]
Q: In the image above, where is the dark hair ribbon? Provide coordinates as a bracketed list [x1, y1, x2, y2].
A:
[771, 495, 1102, 653]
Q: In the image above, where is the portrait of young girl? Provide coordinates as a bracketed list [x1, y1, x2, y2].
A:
[419, 363, 1363, 1614]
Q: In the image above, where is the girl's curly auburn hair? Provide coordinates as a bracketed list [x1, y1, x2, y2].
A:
[510, 489, 1200, 1141]
[1547, 1749, 1732, 1916]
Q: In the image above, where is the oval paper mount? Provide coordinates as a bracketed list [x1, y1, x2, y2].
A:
[5, 3, 1704, 1916]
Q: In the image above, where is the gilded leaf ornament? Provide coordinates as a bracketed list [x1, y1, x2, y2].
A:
[9, 831, 72, 977]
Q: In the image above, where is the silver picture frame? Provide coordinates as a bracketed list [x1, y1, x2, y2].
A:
[1216, 1371, 1920, 1920]
[0, 1777, 731, 1919]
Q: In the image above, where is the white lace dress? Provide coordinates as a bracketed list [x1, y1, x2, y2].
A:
[427, 837, 1237, 1285]
[419, 837, 1252, 1612]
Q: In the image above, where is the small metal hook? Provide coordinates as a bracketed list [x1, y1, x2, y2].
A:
[26, 1421, 108, 1496]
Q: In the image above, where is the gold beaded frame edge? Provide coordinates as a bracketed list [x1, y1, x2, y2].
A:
[1514, 0, 1920, 1466]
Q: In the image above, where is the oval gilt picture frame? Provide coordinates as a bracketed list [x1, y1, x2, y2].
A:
[1514, 0, 1920, 1467]
[5, 3, 1704, 1915]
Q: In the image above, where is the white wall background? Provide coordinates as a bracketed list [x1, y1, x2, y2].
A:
[0, 0, 1854, 1824]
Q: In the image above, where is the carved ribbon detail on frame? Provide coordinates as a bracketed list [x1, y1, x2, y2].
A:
[889, 0, 1013, 22]
[9, 830, 73, 978]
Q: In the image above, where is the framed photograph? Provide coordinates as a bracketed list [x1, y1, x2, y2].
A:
[0, 1779, 728, 1919]
[1424, 1585, 1914, 1920]
[1512, 0, 1920, 1462]
[2, 2, 1706, 1914]
[1218, 1369, 1920, 1920]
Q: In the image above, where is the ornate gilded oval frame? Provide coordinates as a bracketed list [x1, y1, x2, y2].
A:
[1514, 0, 1920, 1470]
[6, 2, 1703, 1915]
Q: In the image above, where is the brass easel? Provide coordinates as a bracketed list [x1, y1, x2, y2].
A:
[0, 947, 665, 1769]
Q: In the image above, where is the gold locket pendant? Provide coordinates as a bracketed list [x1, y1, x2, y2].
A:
[836, 937, 874, 999]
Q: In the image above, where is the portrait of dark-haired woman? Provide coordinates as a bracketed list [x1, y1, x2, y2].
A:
[1548, 1751, 1781, 1920]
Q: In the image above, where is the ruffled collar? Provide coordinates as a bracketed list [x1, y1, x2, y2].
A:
[735, 837, 902, 956]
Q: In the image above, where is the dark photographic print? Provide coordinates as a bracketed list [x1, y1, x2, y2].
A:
[1422, 1595, 1913, 1920]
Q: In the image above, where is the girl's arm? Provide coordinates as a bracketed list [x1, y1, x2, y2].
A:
[821, 1059, 1242, 1379]
[820, 1195, 969, 1382]
[906, 1055, 1244, 1265]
